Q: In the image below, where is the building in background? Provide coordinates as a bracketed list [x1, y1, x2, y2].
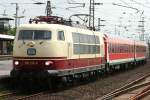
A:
[0, 17, 14, 55]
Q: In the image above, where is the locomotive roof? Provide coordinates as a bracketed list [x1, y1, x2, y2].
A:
[18, 23, 87, 30]
[18, 24, 103, 35]
[19, 24, 64, 29]
[104, 33, 147, 46]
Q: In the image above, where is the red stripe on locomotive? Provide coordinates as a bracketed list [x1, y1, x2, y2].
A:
[13, 57, 106, 70]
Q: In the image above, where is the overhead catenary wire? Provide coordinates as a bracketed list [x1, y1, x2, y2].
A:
[66, 0, 85, 10]
[119, 0, 131, 6]
[130, 0, 150, 9]
[112, 3, 140, 13]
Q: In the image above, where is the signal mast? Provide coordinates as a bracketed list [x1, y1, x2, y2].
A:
[89, 0, 95, 30]
[46, 0, 52, 16]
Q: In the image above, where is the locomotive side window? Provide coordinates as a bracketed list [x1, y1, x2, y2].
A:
[18, 30, 51, 40]
[89, 35, 95, 44]
[74, 44, 80, 54]
[80, 34, 84, 43]
[72, 33, 80, 43]
[58, 31, 65, 41]
[95, 36, 100, 44]
[72, 32, 100, 54]
[96, 45, 100, 53]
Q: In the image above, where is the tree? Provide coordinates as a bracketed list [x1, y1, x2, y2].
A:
[8, 27, 16, 36]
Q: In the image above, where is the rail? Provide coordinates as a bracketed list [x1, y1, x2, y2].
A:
[98, 73, 150, 100]
[130, 84, 150, 100]
[15, 92, 75, 100]
[0, 90, 17, 99]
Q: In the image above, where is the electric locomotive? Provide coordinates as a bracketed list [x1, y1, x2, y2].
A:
[11, 16, 106, 85]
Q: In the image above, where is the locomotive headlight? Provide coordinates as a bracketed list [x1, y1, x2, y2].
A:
[45, 61, 53, 66]
[14, 61, 19, 65]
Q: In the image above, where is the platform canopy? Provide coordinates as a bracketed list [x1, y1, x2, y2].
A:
[0, 34, 14, 40]
[0, 17, 14, 21]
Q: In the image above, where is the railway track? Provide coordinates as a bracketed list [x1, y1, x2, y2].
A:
[0, 61, 149, 100]
[0, 90, 17, 99]
[16, 72, 150, 100]
[12, 91, 75, 100]
[98, 73, 150, 100]
[0, 83, 94, 100]
[130, 84, 150, 100]
[15, 70, 149, 100]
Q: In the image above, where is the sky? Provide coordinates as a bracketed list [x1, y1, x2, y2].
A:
[0, 0, 150, 41]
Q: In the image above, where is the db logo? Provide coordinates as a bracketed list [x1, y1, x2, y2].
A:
[27, 41, 35, 47]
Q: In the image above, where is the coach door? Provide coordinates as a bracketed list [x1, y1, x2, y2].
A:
[104, 37, 107, 62]
[57, 30, 68, 58]
[67, 41, 71, 59]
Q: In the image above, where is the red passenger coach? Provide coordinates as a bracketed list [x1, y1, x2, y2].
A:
[105, 34, 135, 65]
[134, 41, 148, 62]
[104, 34, 148, 68]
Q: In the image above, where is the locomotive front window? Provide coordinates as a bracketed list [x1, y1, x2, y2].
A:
[18, 30, 51, 40]
[34, 31, 51, 40]
[18, 30, 33, 40]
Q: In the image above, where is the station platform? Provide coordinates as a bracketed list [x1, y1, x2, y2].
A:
[0, 55, 12, 60]
[0, 71, 10, 77]
[0, 60, 12, 77]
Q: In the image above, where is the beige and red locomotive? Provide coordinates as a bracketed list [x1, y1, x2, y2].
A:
[11, 23, 106, 78]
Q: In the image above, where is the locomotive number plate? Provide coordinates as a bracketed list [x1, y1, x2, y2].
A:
[24, 61, 38, 65]
[27, 48, 36, 55]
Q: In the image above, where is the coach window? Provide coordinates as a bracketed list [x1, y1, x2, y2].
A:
[132, 45, 134, 52]
[109, 43, 112, 53]
[58, 31, 65, 41]
[128, 45, 130, 53]
[112, 44, 115, 53]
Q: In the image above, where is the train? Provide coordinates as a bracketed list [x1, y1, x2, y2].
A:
[10, 16, 149, 88]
